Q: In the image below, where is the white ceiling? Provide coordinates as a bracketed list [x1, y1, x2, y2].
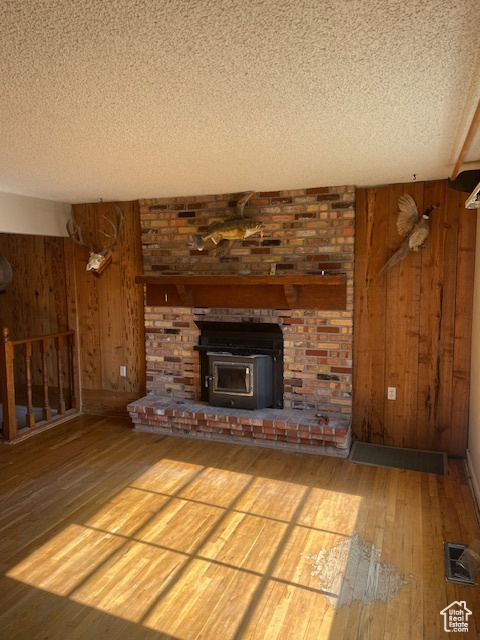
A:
[1, 0, 480, 204]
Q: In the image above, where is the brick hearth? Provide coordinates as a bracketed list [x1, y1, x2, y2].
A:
[128, 396, 351, 457]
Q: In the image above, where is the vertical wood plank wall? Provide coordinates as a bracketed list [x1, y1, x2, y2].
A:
[0, 234, 71, 337]
[0, 234, 76, 398]
[71, 200, 145, 416]
[353, 181, 476, 455]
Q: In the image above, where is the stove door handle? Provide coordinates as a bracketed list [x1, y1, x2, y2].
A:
[205, 375, 214, 388]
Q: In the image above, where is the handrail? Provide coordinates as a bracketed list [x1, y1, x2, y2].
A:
[0, 327, 79, 441]
[8, 329, 75, 347]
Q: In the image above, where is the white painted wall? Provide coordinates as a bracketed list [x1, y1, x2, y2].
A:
[0, 192, 71, 237]
[468, 209, 480, 508]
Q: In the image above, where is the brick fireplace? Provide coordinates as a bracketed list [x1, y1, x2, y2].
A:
[128, 185, 355, 456]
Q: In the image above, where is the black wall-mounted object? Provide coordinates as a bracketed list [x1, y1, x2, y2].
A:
[447, 169, 480, 193]
[0, 255, 13, 294]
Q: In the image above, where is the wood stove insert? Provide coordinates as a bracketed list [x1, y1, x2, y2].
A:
[194, 321, 283, 409]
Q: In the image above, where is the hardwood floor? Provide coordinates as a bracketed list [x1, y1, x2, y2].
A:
[0, 415, 478, 639]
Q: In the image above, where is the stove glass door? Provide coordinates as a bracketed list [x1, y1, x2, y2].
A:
[213, 361, 253, 397]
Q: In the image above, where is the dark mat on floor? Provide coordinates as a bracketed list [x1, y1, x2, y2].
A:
[348, 441, 448, 475]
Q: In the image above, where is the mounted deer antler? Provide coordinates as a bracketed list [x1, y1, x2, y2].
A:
[67, 205, 124, 273]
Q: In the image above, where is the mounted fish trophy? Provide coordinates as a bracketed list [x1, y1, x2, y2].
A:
[0, 254, 13, 294]
[191, 191, 263, 254]
[67, 205, 124, 276]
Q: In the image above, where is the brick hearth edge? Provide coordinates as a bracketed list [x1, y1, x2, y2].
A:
[128, 395, 352, 458]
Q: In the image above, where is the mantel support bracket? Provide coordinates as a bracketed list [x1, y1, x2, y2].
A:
[283, 284, 298, 307]
[175, 283, 193, 306]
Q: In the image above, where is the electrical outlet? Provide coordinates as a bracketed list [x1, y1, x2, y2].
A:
[120, 365, 127, 377]
[387, 386, 396, 400]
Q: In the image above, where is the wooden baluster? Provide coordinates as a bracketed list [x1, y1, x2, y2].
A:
[55, 335, 65, 415]
[40, 338, 52, 421]
[0, 327, 17, 440]
[24, 341, 35, 428]
[69, 333, 79, 410]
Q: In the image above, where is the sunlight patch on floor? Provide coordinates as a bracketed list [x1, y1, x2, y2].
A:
[6, 524, 125, 596]
[143, 558, 262, 637]
[5, 458, 363, 637]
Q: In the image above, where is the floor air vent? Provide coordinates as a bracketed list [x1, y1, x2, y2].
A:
[443, 542, 477, 586]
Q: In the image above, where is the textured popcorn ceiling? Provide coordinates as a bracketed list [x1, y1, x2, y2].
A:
[1, 0, 480, 203]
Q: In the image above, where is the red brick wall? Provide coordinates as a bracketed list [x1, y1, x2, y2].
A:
[140, 185, 354, 415]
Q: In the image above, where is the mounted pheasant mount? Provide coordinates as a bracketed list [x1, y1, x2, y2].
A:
[377, 194, 438, 278]
[67, 204, 124, 277]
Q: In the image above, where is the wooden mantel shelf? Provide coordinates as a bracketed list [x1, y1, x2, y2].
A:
[135, 274, 347, 310]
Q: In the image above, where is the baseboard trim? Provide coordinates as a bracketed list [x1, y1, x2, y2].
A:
[0, 409, 80, 444]
[81, 389, 143, 418]
[466, 449, 480, 524]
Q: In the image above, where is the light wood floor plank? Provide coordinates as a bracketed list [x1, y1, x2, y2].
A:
[0, 415, 479, 639]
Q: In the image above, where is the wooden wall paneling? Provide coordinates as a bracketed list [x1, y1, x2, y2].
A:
[12, 235, 25, 331]
[97, 201, 126, 392]
[72, 200, 145, 416]
[0, 231, 78, 414]
[119, 200, 145, 396]
[353, 187, 389, 444]
[10, 234, 27, 334]
[351, 186, 368, 442]
[382, 184, 402, 446]
[353, 180, 476, 455]
[7, 236, 26, 385]
[63, 240, 79, 336]
[432, 185, 458, 451]
[74, 204, 102, 392]
[34, 236, 50, 337]
[44, 237, 66, 386]
[6, 234, 20, 331]
[35, 236, 55, 386]
[63, 239, 80, 406]
[384, 182, 423, 449]
[0, 237, 8, 309]
[1, 234, 19, 378]
[403, 180, 425, 449]
[449, 197, 476, 456]
[2, 234, 21, 333]
[415, 181, 446, 450]
[46, 237, 69, 332]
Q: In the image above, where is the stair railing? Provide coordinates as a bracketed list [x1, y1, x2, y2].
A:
[0, 327, 79, 441]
